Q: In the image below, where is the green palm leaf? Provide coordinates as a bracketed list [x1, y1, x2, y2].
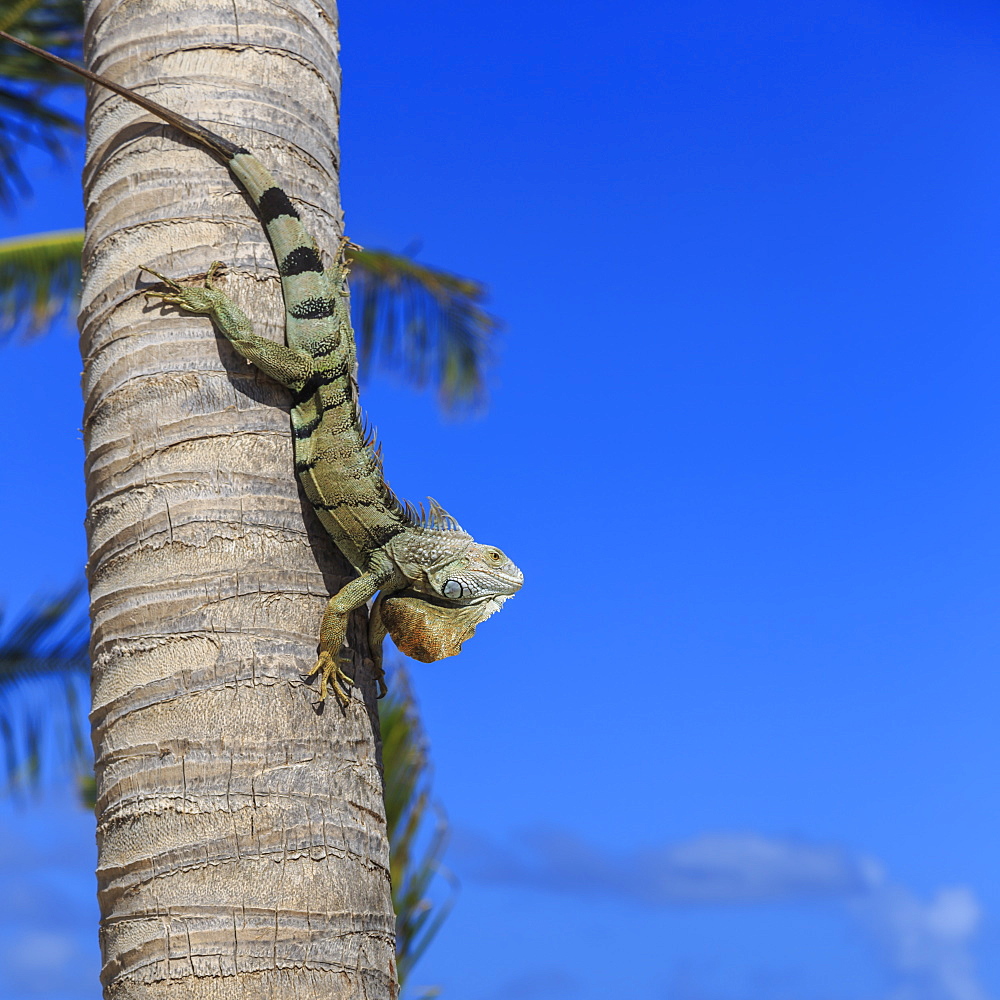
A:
[380, 666, 456, 992]
[349, 247, 500, 410]
[0, 581, 89, 791]
[0, 227, 81, 338]
[0, 1, 42, 36]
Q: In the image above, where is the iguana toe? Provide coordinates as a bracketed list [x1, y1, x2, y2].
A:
[138, 264, 182, 289]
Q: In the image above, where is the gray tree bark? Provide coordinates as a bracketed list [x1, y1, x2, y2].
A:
[80, 2, 397, 997]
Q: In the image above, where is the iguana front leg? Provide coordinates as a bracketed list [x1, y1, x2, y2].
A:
[309, 568, 394, 705]
[141, 263, 314, 387]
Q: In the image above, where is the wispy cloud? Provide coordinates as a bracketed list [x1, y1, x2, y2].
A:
[478, 968, 580, 1000]
[854, 883, 988, 1000]
[462, 827, 873, 905]
[456, 828, 988, 1000]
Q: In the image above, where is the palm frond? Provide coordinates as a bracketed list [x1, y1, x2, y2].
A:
[0, 227, 81, 339]
[349, 247, 500, 412]
[0, 0, 43, 36]
[380, 665, 457, 990]
[0, 0, 84, 209]
[0, 581, 88, 685]
[0, 581, 90, 792]
[0, 0, 83, 81]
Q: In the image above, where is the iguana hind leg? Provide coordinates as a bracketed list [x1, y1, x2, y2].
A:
[367, 593, 390, 699]
[141, 263, 314, 387]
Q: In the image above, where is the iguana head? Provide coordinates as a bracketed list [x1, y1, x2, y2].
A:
[383, 499, 523, 660]
[387, 498, 523, 605]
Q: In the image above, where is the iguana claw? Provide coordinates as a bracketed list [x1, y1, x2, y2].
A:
[306, 649, 354, 706]
[139, 262, 230, 314]
[369, 655, 387, 699]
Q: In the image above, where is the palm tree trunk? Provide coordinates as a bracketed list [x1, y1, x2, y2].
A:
[81, 3, 397, 998]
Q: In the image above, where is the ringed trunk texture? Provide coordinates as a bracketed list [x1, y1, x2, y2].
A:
[80, 2, 397, 997]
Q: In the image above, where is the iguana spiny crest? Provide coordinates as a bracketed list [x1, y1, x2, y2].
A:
[387, 498, 522, 604]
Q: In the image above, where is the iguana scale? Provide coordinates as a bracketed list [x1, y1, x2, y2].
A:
[3, 31, 523, 705]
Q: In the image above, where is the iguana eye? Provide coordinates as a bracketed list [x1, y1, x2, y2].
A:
[487, 549, 502, 563]
[443, 580, 463, 599]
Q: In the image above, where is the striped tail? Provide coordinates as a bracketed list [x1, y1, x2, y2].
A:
[1, 30, 414, 559]
[0, 30, 349, 356]
[222, 152, 349, 355]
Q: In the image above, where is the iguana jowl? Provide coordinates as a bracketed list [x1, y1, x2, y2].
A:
[3, 32, 523, 704]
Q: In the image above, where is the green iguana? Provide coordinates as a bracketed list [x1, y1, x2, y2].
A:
[3, 31, 523, 705]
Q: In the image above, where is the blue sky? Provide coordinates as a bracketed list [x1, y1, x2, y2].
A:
[2, 0, 1000, 997]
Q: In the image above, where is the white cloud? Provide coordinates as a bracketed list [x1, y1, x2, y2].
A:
[641, 831, 873, 904]
[457, 828, 989, 1000]
[854, 883, 988, 1000]
[6, 931, 78, 972]
[458, 827, 874, 904]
